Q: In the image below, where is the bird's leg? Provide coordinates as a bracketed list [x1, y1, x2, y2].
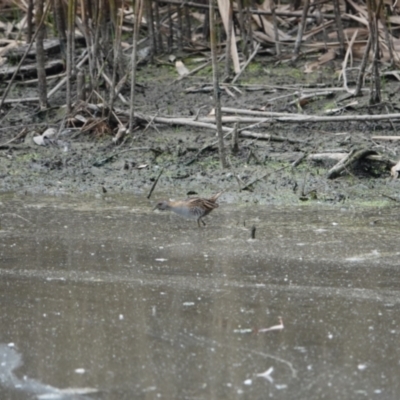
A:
[197, 218, 207, 227]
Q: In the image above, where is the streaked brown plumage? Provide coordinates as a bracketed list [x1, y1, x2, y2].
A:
[153, 191, 224, 227]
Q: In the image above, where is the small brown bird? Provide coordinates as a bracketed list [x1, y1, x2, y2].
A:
[153, 191, 224, 227]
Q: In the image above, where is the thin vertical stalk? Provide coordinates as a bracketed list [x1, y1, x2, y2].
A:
[271, 0, 280, 56]
[184, 3, 191, 43]
[167, 2, 173, 51]
[77, 70, 86, 101]
[53, 0, 67, 57]
[292, 0, 309, 62]
[91, 0, 105, 96]
[203, 6, 210, 41]
[177, 4, 183, 50]
[369, 0, 383, 104]
[353, 35, 371, 97]
[146, 0, 156, 56]
[155, 0, 163, 52]
[244, 1, 254, 53]
[27, 0, 34, 43]
[333, 0, 345, 57]
[66, 0, 76, 113]
[79, 0, 94, 90]
[224, 0, 233, 79]
[35, 0, 48, 110]
[129, 0, 144, 134]
[382, 6, 394, 67]
[109, 0, 124, 113]
[210, 0, 227, 169]
[237, 0, 247, 56]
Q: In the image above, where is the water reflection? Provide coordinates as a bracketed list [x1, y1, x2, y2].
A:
[0, 194, 400, 399]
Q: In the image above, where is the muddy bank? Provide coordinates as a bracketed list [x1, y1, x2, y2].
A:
[1, 59, 400, 206]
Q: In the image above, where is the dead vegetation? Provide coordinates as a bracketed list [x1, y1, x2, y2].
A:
[1, 0, 400, 198]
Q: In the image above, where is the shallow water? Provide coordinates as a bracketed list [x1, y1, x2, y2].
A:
[1, 193, 400, 399]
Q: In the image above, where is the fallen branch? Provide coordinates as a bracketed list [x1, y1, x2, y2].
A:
[327, 148, 377, 179]
[133, 113, 303, 143]
[372, 136, 400, 141]
[309, 152, 395, 166]
[221, 107, 400, 123]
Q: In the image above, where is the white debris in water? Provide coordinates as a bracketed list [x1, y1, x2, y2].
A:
[346, 250, 380, 262]
[7, 343, 14, 348]
[332, 222, 338, 226]
[275, 384, 288, 390]
[328, 333, 333, 339]
[155, 258, 167, 262]
[233, 328, 253, 334]
[119, 314, 124, 320]
[358, 364, 367, 370]
[142, 386, 157, 392]
[314, 228, 327, 233]
[243, 379, 252, 385]
[183, 302, 195, 306]
[256, 367, 274, 383]
[74, 368, 85, 374]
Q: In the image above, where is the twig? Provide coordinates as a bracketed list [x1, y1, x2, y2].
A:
[353, 35, 372, 97]
[143, 111, 161, 134]
[232, 43, 261, 84]
[291, 153, 306, 168]
[0, 128, 28, 147]
[340, 30, 358, 94]
[381, 194, 400, 202]
[1, 213, 31, 224]
[47, 53, 89, 99]
[241, 165, 290, 191]
[147, 167, 164, 199]
[92, 147, 150, 167]
[185, 127, 236, 166]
